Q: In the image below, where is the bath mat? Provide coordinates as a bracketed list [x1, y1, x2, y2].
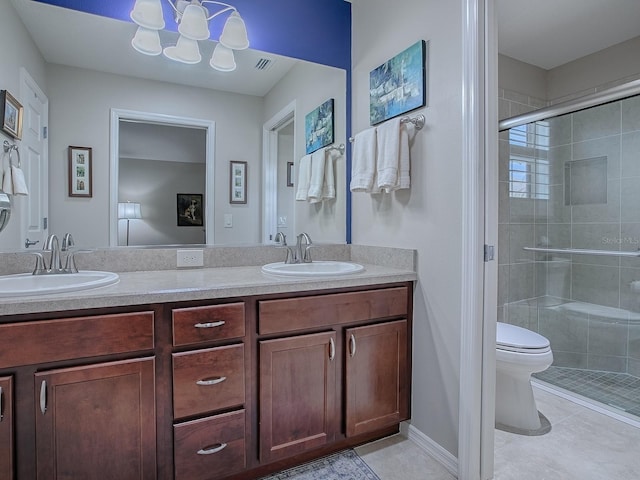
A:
[260, 449, 380, 480]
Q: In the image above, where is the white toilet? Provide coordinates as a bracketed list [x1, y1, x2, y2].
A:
[495, 322, 553, 433]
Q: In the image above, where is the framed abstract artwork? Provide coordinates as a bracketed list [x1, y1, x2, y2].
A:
[305, 98, 334, 154]
[369, 40, 426, 125]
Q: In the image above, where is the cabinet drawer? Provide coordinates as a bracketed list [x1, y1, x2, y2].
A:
[172, 303, 245, 347]
[258, 287, 408, 334]
[174, 410, 246, 480]
[0, 312, 155, 369]
[173, 344, 245, 419]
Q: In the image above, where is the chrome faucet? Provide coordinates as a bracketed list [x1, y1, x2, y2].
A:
[295, 232, 313, 263]
[274, 232, 296, 264]
[42, 234, 63, 273]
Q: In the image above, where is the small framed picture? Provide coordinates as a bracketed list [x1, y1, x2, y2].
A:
[177, 193, 203, 226]
[229, 161, 247, 204]
[68, 146, 92, 197]
[286, 161, 294, 187]
[0, 90, 23, 140]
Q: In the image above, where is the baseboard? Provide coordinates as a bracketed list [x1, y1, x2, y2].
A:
[400, 422, 459, 478]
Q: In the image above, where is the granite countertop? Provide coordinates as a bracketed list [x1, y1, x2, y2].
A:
[0, 263, 417, 316]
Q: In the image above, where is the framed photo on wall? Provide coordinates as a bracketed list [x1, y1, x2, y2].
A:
[230, 161, 247, 204]
[369, 40, 426, 125]
[0, 90, 23, 140]
[177, 193, 203, 226]
[68, 146, 92, 197]
[286, 162, 294, 187]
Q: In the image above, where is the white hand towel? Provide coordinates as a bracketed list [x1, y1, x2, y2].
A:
[1, 166, 11, 195]
[397, 123, 411, 190]
[307, 149, 326, 203]
[321, 150, 336, 201]
[296, 154, 312, 201]
[376, 117, 401, 192]
[350, 127, 377, 192]
[10, 166, 28, 195]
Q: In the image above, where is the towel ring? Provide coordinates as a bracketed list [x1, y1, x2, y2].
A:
[3, 140, 20, 167]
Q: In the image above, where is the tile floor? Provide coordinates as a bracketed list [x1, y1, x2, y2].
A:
[534, 366, 640, 417]
[357, 385, 640, 480]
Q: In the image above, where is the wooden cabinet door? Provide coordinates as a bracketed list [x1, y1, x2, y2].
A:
[259, 331, 337, 462]
[35, 357, 156, 480]
[0, 376, 13, 480]
[345, 320, 409, 437]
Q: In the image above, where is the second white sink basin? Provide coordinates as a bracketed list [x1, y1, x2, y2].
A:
[262, 261, 364, 277]
[0, 271, 120, 298]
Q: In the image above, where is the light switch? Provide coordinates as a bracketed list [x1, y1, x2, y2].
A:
[224, 214, 233, 228]
[278, 215, 287, 227]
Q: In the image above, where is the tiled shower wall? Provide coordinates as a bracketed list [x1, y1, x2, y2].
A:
[498, 92, 640, 377]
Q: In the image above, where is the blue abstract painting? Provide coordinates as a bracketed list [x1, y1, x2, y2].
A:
[369, 40, 426, 125]
[305, 98, 335, 154]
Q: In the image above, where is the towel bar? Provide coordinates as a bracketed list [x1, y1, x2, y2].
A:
[349, 114, 425, 142]
[523, 246, 640, 258]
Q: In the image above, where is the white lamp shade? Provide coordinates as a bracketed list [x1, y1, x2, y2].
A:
[178, 4, 210, 41]
[219, 11, 249, 50]
[131, 26, 162, 56]
[130, 0, 165, 30]
[210, 43, 236, 71]
[118, 202, 142, 220]
[164, 35, 202, 64]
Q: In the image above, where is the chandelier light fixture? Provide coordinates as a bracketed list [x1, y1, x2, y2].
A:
[130, 0, 249, 72]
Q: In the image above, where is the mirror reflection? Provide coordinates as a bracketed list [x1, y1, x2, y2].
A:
[0, 0, 347, 251]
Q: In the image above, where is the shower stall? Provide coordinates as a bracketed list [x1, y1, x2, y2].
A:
[498, 80, 640, 421]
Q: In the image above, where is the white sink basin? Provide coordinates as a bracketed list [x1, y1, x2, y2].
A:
[261, 261, 364, 277]
[0, 271, 120, 298]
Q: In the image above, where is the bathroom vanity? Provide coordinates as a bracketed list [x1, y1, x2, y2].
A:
[0, 259, 415, 480]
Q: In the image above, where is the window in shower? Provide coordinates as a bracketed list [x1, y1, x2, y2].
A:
[508, 121, 549, 199]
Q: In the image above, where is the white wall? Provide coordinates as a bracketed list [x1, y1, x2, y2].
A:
[46, 64, 263, 247]
[276, 131, 294, 235]
[0, 1, 47, 250]
[264, 62, 347, 244]
[351, 0, 464, 456]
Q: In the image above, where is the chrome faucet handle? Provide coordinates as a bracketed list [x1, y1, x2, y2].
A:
[63, 249, 92, 274]
[24, 251, 47, 275]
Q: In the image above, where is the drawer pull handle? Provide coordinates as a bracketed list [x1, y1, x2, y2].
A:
[349, 334, 356, 357]
[197, 443, 227, 455]
[329, 338, 335, 361]
[0, 386, 3, 421]
[196, 376, 227, 386]
[40, 380, 47, 415]
[194, 321, 226, 329]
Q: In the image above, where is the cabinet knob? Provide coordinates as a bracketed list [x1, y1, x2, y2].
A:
[197, 443, 227, 455]
[196, 376, 227, 386]
[194, 321, 226, 329]
[349, 334, 357, 357]
[329, 338, 335, 361]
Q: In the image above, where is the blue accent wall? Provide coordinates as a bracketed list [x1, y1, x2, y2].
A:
[34, 0, 351, 70]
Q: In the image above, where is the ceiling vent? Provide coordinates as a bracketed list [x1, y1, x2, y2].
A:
[254, 57, 274, 71]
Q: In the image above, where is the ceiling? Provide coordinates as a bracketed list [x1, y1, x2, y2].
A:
[10, 0, 298, 96]
[12, 0, 640, 91]
[497, 0, 640, 70]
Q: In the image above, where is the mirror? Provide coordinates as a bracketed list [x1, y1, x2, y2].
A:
[0, 0, 349, 250]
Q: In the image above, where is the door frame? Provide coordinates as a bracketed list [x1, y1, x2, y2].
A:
[262, 100, 296, 244]
[458, 0, 498, 479]
[109, 109, 215, 246]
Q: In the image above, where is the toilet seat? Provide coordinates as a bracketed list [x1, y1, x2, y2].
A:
[497, 322, 550, 354]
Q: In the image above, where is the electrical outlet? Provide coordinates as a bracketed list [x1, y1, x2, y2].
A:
[224, 213, 233, 228]
[177, 249, 204, 268]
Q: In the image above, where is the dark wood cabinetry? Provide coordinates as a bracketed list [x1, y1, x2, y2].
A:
[345, 320, 409, 437]
[0, 376, 13, 480]
[259, 331, 337, 462]
[35, 358, 156, 480]
[0, 281, 412, 480]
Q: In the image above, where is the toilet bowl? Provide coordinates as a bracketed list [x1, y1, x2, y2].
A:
[495, 322, 553, 433]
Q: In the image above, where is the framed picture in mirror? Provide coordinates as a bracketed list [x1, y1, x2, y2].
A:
[68, 146, 92, 197]
[230, 161, 247, 204]
[1, 90, 23, 140]
[305, 98, 334, 154]
[287, 162, 294, 187]
[177, 193, 203, 226]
